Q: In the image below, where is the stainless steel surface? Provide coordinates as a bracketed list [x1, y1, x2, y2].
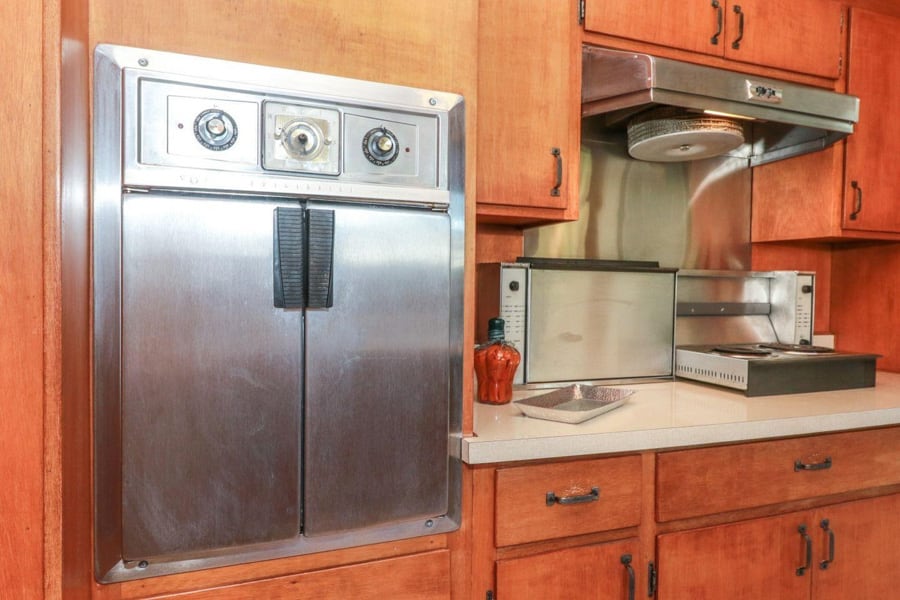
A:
[121, 195, 302, 560]
[477, 263, 676, 388]
[304, 202, 450, 536]
[524, 128, 751, 270]
[526, 268, 675, 384]
[92, 44, 465, 582]
[582, 46, 860, 166]
[671, 270, 845, 396]
[675, 345, 878, 396]
[675, 270, 815, 347]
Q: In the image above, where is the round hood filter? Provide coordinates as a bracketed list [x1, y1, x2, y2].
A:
[626, 108, 745, 162]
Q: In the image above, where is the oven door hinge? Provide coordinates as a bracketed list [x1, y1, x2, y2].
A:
[577, 0, 585, 25]
[648, 561, 658, 597]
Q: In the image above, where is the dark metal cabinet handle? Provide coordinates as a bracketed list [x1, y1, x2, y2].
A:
[794, 457, 833, 472]
[797, 525, 813, 576]
[550, 147, 562, 197]
[546, 486, 599, 506]
[711, 0, 723, 45]
[621, 554, 635, 600]
[850, 180, 863, 220]
[820, 519, 836, 570]
[732, 5, 745, 49]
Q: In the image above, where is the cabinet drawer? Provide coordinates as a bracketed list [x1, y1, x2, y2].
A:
[657, 427, 900, 522]
[495, 455, 641, 546]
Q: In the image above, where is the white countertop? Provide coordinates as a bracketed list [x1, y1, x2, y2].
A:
[462, 372, 900, 464]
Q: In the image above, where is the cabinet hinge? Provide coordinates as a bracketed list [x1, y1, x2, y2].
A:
[486, 591, 495, 600]
[838, 54, 844, 79]
[648, 561, 658, 597]
[578, 0, 585, 25]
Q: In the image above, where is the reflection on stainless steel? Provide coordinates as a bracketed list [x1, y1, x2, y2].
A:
[524, 128, 751, 270]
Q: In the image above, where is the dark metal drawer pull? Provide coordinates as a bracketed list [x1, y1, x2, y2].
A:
[546, 486, 599, 506]
[797, 524, 813, 576]
[621, 554, 635, 600]
[794, 456, 832, 472]
[711, 0, 723, 45]
[550, 147, 563, 197]
[732, 5, 745, 49]
[850, 180, 863, 220]
[820, 519, 836, 569]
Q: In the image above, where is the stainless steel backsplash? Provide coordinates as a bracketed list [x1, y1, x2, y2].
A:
[524, 124, 752, 270]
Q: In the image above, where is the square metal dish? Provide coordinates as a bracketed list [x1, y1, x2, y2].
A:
[514, 384, 635, 424]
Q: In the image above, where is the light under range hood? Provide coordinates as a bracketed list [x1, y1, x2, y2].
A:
[582, 46, 860, 166]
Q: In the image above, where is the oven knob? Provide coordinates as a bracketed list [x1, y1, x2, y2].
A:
[279, 119, 326, 160]
[362, 127, 400, 166]
[193, 109, 238, 151]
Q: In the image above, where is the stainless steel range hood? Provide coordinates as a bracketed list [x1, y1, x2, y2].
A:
[582, 46, 860, 166]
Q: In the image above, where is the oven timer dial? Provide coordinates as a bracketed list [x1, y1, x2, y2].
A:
[278, 119, 328, 160]
[193, 109, 238, 151]
[362, 127, 400, 166]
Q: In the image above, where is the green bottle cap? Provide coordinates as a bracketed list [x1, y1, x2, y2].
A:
[487, 317, 506, 342]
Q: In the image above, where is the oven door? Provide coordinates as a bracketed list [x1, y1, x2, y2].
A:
[119, 192, 302, 561]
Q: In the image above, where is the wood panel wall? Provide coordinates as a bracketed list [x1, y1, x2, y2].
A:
[1, 1, 48, 599]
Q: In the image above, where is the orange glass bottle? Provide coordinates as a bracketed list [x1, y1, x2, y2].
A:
[474, 317, 521, 405]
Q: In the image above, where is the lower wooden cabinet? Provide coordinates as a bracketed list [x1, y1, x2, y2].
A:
[497, 539, 641, 600]
[656, 493, 900, 599]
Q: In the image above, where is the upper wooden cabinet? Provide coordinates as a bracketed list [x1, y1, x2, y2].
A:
[752, 7, 900, 242]
[840, 8, 900, 234]
[476, 0, 581, 223]
[583, 0, 844, 79]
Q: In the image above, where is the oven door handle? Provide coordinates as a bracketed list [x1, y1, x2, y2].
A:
[305, 209, 335, 309]
[273, 207, 334, 309]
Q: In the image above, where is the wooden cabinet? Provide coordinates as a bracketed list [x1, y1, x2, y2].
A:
[472, 455, 645, 599]
[840, 8, 900, 234]
[495, 456, 642, 546]
[657, 494, 900, 599]
[135, 551, 451, 600]
[497, 539, 641, 600]
[583, 0, 844, 79]
[656, 427, 900, 522]
[476, 0, 581, 223]
[752, 7, 900, 242]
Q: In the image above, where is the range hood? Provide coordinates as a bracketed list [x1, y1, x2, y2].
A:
[582, 46, 860, 166]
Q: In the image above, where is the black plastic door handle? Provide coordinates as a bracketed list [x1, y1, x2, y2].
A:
[273, 207, 334, 309]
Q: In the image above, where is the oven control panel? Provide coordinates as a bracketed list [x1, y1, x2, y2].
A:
[135, 80, 440, 192]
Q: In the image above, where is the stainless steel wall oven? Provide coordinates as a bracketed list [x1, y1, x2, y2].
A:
[92, 45, 464, 582]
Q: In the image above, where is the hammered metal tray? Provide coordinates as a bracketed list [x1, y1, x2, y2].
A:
[514, 384, 635, 424]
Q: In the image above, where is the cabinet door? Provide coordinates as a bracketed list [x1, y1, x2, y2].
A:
[477, 0, 578, 220]
[497, 539, 641, 600]
[657, 513, 812, 599]
[723, 0, 843, 79]
[584, 0, 722, 56]
[812, 494, 900, 600]
[842, 9, 900, 233]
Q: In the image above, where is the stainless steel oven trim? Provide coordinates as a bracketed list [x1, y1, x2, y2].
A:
[92, 44, 465, 582]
